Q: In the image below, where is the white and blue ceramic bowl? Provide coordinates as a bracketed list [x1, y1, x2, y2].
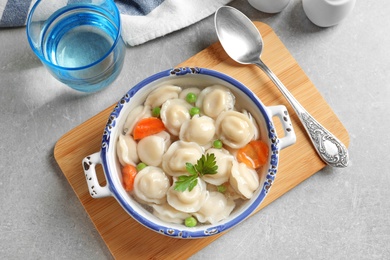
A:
[82, 67, 296, 239]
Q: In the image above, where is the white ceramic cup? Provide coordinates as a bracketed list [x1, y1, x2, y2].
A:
[303, 0, 356, 27]
[248, 0, 291, 13]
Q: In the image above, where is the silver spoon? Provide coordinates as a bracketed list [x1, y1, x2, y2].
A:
[214, 6, 349, 168]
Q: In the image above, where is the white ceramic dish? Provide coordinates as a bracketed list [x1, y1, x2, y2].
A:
[303, 0, 356, 27]
[82, 67, 296, 238]
[248, 0, 291, 14]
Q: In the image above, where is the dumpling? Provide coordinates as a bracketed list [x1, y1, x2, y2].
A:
[193, 191, 235, 224]
[144, 85, 182, 108]
[179, 115, 215, 146]
[137, 131, 171, 166]
[242, 110, 260, 141]
[179, 87, 201, 101]
[160, 98, 192, 136]
[215, 111, 255, 149]
[167, 177, 208, 213]
[123, 105, 152, 135]
[223, 182, 242, 201]
[133, 166, 170, 205]
[229, 161, 259, 199]
[202, 148, 234, 185]
[162, 141, 204, 177]
[196, 85, 235, 119]
[152, 203, 191, 224]
[116, 134, 139, 166]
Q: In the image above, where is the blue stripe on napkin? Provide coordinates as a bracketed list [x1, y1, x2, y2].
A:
[115, 0, 164, 16]
[0, 0, 232, 45]
[0, 0, 165, 27]
[0, 0, 33, 27]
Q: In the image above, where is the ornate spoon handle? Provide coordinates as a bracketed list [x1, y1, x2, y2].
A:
[255, 59, 349, 167]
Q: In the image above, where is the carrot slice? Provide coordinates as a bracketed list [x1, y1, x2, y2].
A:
[251, 140, 269, 166]
[132, 117, 165, 140]
[237, 140, 269, 169]
[122, 164, 137, 191]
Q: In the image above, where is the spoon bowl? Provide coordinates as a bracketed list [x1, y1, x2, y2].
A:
[214, 6, 349, 168]
[215, 8, 263, 64]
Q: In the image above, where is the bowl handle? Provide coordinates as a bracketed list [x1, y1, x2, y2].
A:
[82, 152, 112, 198]
[268, 105, 296, 150]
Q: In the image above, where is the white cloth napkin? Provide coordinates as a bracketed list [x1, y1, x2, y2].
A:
[0, 0, 231, 46]
[118, 0, 232, 46]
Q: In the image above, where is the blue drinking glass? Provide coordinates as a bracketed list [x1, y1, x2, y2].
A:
[26, 0, 125, 92]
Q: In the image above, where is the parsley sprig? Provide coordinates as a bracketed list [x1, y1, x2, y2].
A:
[174, 153, 218, 192]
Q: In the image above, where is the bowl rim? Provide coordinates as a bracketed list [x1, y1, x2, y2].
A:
[100, 67, 280, 238]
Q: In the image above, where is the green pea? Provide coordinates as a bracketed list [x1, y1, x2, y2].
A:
[184, 216, 197, 227]
[152, 107, 161, 117]
[217, 184, 227, 193]
[136, 162, 147, 172]
[213, 139, 223, 149]
[189, 107, 200, 117]
[185, 92, 197, 104]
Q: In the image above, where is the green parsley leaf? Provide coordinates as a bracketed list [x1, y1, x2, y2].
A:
[195, 153, 218, 176]
[174, 173, 198, 192]
[188, 178, 198, 191]
[173, 153, 218, 192]
[185, 162, 197, 176]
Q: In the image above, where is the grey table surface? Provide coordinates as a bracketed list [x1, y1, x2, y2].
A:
[1, 0, 389, 259]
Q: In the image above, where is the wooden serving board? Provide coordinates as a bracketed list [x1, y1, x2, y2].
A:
[54, 22, 350, 259]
